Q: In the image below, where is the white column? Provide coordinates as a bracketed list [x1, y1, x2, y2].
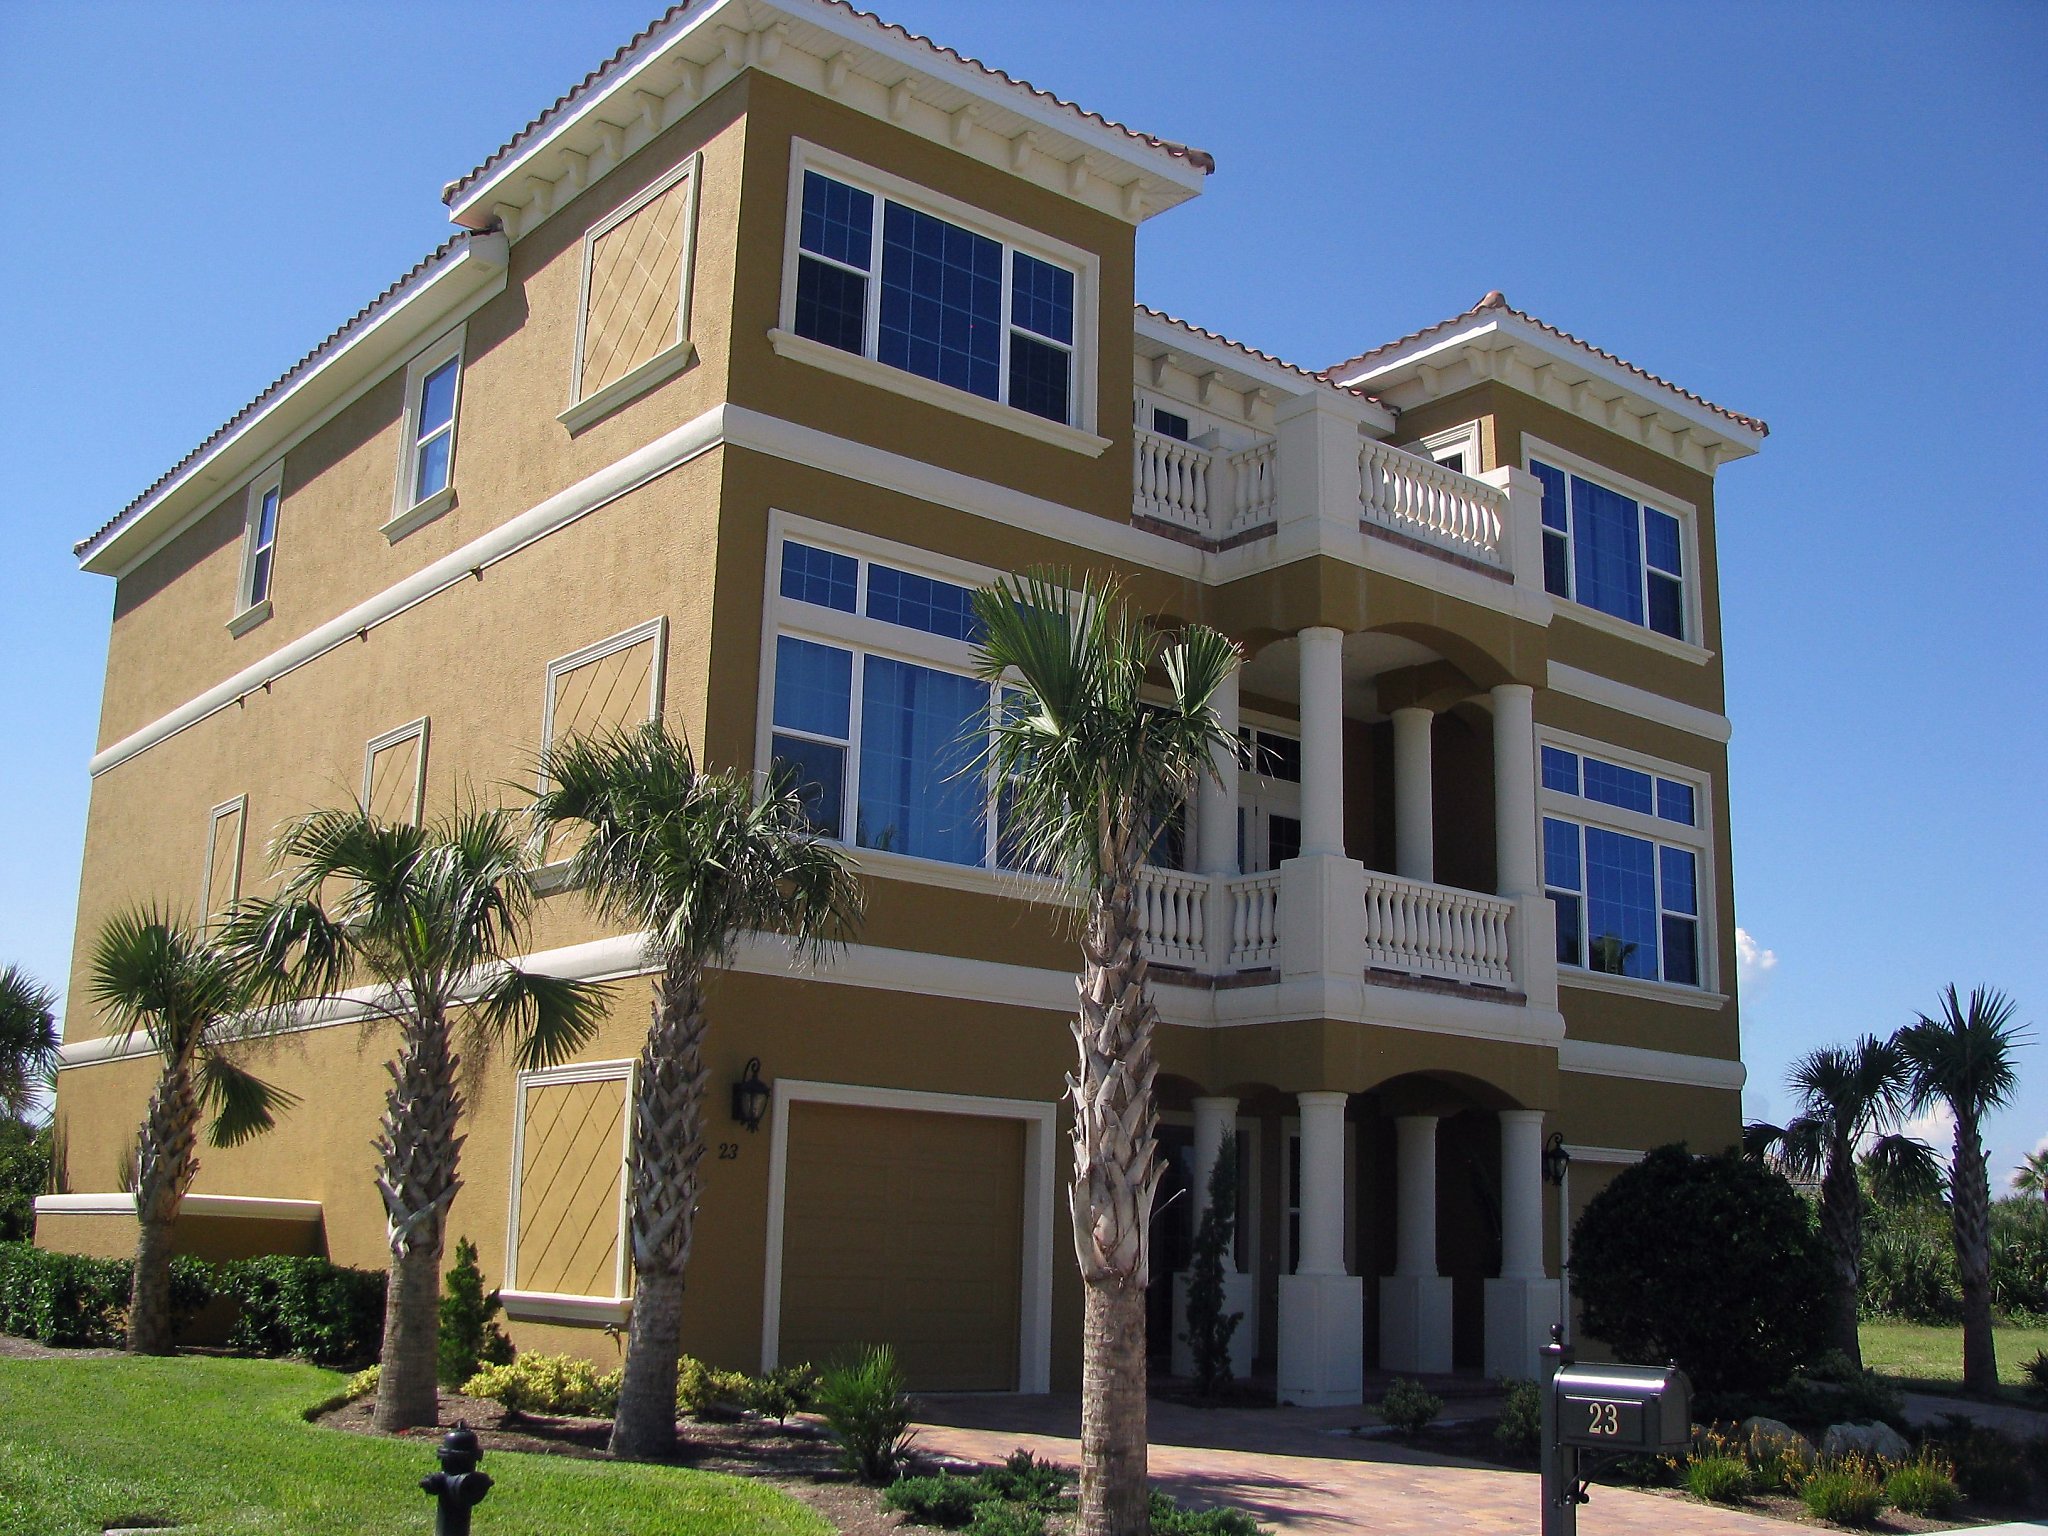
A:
[1172, 1095, 1254, 1381]
[1277, 1090, 1363, 1405]
[1196, 666, 1241, 876]
[1381, 1114, 1452, 1374]
[1391, 706, 1435, 883]
[1297, 627, 1346, 858]
[1485, 1108, 1562, 1381]
[1491, 684, 1538, 897]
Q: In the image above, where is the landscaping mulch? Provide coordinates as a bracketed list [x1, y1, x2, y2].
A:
[0, 1332, 122, 1360]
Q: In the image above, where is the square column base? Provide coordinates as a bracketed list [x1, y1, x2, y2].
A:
[1169, 1269, 1257, 1381]
[1277, 1272, 1363, 1406]
[1379, 1274, 1452, 1375]
[1483, 1276, 1561, 1383]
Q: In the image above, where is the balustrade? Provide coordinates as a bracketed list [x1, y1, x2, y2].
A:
[1359, 441, 1509, 568]
[1360, 871, 1515, 987]
[1132, 427, 1278, 541]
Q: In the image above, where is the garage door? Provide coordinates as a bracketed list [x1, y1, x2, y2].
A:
[779, 1101, 1024, 1391]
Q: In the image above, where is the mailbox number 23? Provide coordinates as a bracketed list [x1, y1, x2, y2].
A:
[1585, 1401, 1621, 1436]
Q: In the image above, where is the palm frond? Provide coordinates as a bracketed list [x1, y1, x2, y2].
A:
[1863, 1132, 1946, 1205]
[86, 906, 241, 1062]
[0, 965, 60, 1116]
[1741, 1120, 1785, 1161]
[219, 895, 351, 1015]
[1899, 985, 2028, 1121]
[196, 1051, 299, 1148]
[468, 966, 605, 1073]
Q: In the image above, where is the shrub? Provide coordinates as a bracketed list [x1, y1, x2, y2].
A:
[1924, 1414, 2032, 1505]
[816, 1345, 914, 1484]
[980, 1449, 1067, 1509]
[344, 1364, 381, 1402]
[884, 1474, 993, 1528]
[2025, 1348, 2048, 1401]
[1493, 1379, 1541, 1457]
[1685, 1454, 1751, 1504]
[461, 1353, 621, 1417]
[1378, 1377, 1442, 1435]
[1882, 1451, 1960, 1517]
[437, 1237, 513, 1387]
[676, 1354, 752, 1419]
[964, 1502, 1045, 1536]
[744, 1362, 821, 1424]
[1800, 1460, 1883, 1526]
[1752, 1353, 1905, 1430]
[1179, 1130, 1242, 1396]
[222, 1255, 385, 1367]
[0, 1241, 130, 1346]
[1859, 1200, 1960, 1323]
[1571, 1144, 1832, 1395]
[1148, 1491, 1266, 1535]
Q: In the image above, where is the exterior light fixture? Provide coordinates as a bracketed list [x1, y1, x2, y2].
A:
[1542, 1131, 1571, 1187]
[731, 1057, 770, 1132]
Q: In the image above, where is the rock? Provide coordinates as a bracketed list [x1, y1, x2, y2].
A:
[1740, 1416, 1817, 1467]
[1821, 1420, 1910, 1462]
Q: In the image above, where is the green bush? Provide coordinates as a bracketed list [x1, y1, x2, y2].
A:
[0, 1118, 53, 1244]
[1179, 1130, 1242, 1396]
[744, 1362, 821, 1424]
[222, 1255, 385, 1367]
[1751, 1352, 1905, 1430]
[676, 1354, 752, 1419]
[1858, 1199, 1960, 1323]
[1684, 1454, 1751, 1504]
[344, 1364, 380, 1402]
[980, 1449, 1066, 1509]
[1924, 1414, 2032, 1505]
[1882, 1452, 1960, 1517]
[883, 1474, 993, 1528]
[1493, 1379, 1541, 1457]
[816, 1345, 914, 1484]
[436, 1237, 513, 1387]
[1800, 1461, 1883, 1526]
[1148, 1490, 1265, 1535]
[1378, 1377, 1442, 1435]
[963, 1502, 1044, 1536]
[1571, 1144, 1832, 1396]
[2024, 1348, 2048, 1400]
[461, 1353, 621, 1417]
[0, 1241, 130, 1346]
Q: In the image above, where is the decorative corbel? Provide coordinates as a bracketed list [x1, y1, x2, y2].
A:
[757, 22, 785, 66]
[597, 120, 629, 164]
[1066, 155, 1091, 195]
[1009, 131, 1034, 172]
[825, 51, 853, 95]
[888, 78, 914, 121]
[949, 105, 976, 147]
[636, 88, 666, 135]
[557, 146, 589, 192]
[1195, 370, 1220, 407]
[1120, 180, 1144, 219]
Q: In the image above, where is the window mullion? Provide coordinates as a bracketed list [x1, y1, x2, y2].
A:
[999, 248, 1013, 408]
[864, 204, 885, 361]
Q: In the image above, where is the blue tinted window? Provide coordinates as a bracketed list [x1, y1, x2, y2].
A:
[794, 258, 867, 354]
[1009, 334, 1071, 423]
[857, 658, 988, 865]
[1011, 252, 1074, 343]
[772, 636, 852, 738]
[866, 563, 983, 642]
[256, 487, 280, 547]
[1533, 461, 1568, 534]
[1570, 476, 1645, 625]
[1541, 746, 1580, 795]
[418, 359, 458, 437]
[1660, 845, 1698, 917]
[1584, 826, 1658, 980]
[1662, 914, 1699, 987]
[771, 733, 845, 837]
[878, 202, 1002, 401]
[1643, 507, 1683, 576]
[780, 541, 857, 612]
[1542, 817, 1581, 891]
[1656, 778, 1696, 826]
[1583, 756, 1654, 815]
[799, 172, 873, 269]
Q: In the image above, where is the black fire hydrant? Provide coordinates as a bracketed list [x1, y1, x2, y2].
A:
[420, 1424, 493, 1536]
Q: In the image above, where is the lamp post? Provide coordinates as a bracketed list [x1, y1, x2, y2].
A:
[731, 1057, 770, 1132]
[1542, 1132, 1571, 1342]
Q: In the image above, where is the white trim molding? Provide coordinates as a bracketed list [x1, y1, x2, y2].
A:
[199, 794, 248, 919]
[1561, 1143, 1645, 1166]
[499, 1289, 634, 1327]
[759, 1078, 1057, 1394]
[1558, 1037, 1745, 1091]
[539, 617, 669, 772]
[35, 1192, 322, 1222]
[1545, 663, 1732, 744]
[387, 324, 468, 540]
[362, 717, 431, 826]
[503, 1057, 637, 1320]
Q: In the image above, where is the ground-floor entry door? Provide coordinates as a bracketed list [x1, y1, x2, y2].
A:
[778, 1100, 1025, 1392]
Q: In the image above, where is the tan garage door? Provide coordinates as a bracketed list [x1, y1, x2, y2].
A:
[780, 1101, 1024, 1392]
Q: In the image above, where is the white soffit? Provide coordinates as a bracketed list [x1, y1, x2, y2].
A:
[1133, 308, 1399, 433]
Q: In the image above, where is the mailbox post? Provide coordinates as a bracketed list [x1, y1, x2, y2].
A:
[1540, 1324, 1691, 1536]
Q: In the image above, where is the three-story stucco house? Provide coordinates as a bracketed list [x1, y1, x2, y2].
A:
[40, 0, 1763, 1405]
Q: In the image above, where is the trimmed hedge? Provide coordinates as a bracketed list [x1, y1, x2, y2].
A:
[0, 1243, 131, 1346]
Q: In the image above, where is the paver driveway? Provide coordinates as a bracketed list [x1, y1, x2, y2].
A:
[911, 1395, 1792, 1536]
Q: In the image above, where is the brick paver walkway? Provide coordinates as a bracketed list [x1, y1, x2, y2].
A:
[911, 1395, 1794, 1535]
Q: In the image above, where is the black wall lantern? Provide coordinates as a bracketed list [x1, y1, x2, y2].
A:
[731, 1058, 770, 1132]
[1542, 1130, 1571, 1187]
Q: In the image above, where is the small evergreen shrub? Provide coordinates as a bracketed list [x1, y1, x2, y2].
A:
[744, 1361, 821, 1423]
[981, 1449, 1067, 1509]
[1925, 1414, 2032, 1505]
[344, 1364, 381, 1402]
[1685, 1454, 1751, 1504]
[1493, 1379, 1541, 1457]
[675, 1354, 753, 1419]
[1800, 1460, 1883, 1526]
[963, 1502, 1045, 1536]
[1147, 1490, 1266, 1535]
[883, 1474, 994, 1528]
[461, 1353, 621, 1417]
[0, 1242, 131, 1346]
[222, 1255, 385, 1366]
[816, 1345, 914, 1483]
[1178, 1130, 1242, 1396]
[1378, 1377, 1443, 1435]
[436, 1237, 513, 1387]
[1882, 1451, 1960, 1517]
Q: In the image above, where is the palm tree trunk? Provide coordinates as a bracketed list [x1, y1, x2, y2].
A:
[610, 965, 708, 1460]
[1818, 1155, 1865, 1368]
[128, 1055, 200, 1355]
[374, 1014, 463, 1432]
[1071, 863, 1160, 1536]
[1952, 1118, 1997, 1395]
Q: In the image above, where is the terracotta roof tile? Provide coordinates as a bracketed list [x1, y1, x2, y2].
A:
[76, 232, 479, 562]
[1136, 304, 1384, 403]
[1322, 291, 1768, 437]
[442, 0, 1214, 207]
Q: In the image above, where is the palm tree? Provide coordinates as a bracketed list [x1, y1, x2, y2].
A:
[2016, 1148, 2048, 1207]
[531, 721, 861, 1459]
[85, 911, 294, 1354]
[226, 804, 603, 1430]
[0, 966, 60, 1118]
[1898, 985, 2028, 1396]
[970, 569, 1238, 1536]
[1748, 1036, 1938, 1366]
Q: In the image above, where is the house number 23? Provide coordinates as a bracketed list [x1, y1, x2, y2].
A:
[1585, 1402, 1620, 1435]
[717, 1142, 740, 1161]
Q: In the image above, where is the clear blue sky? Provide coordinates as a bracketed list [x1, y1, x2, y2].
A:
[2, 3, 2042, 1181]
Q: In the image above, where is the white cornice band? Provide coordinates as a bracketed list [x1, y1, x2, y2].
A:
[1546, 663, 1732, 743]
[34, 1192, 323, 1221]
[1558, 1037, 1746, 1091]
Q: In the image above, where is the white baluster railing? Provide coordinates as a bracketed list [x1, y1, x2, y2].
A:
[1134, 429, 1212, 535]
[1226, 872, 1281, 967]
[1359, 441, 1509, 569]
[1223, 440, 1278, 534]
[1135, 865, 1210, 968]
[1360, 871, 1515, 987]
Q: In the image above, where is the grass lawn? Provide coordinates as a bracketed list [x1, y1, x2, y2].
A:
[0, 1354, 831, 1536]
[1860, 1319, 2048, 1396]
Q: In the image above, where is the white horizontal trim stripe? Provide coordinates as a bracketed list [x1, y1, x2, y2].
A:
[499, 1289, 633, 1326]
[89, 403, 730, 778]
[1562, 1144, 1645, 1165]
[34, 1192, 322, 1221]
[1546, 662, 1732, 743]
[1559, 1037, 1745, 1091]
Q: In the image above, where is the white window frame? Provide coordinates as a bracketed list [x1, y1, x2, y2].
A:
[1416, 421, 1482, 477]
[538, 617, 670, 784]
[501, 1058, 636, 1326]
[562, 153, 703, 434]
[1523, 435, 1708, 663]
[1538, 726, 1720, 1001]
[771, 140, 1108, 457]
[200, 794, 247, 918]
[387, 326, 466, 542]
[230, 461, 284, 635]
[362, 717, 431, 826]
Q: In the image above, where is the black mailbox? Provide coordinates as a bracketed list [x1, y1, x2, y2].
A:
[1553, 1362, 1692, 1454]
